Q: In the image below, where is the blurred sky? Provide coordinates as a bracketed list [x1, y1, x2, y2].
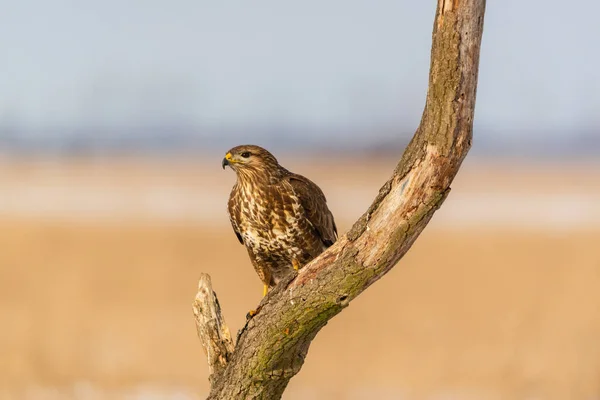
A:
[1, 0, 599, 141]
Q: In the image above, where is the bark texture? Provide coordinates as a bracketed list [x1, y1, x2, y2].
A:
[196, 0, 486, 398]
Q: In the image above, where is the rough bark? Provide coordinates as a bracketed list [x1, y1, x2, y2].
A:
[195, 0, 486, 398]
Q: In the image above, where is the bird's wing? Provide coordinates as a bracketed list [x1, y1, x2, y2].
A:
[227, 190, 244, 245]
[287, 174, 337, 247]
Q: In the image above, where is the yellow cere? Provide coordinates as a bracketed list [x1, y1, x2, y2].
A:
[225, 152, 233, 161]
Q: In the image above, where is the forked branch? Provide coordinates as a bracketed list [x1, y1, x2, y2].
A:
[195, 0, 486, 398]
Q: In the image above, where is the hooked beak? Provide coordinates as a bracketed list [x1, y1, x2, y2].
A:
[222, 152, 233, 169]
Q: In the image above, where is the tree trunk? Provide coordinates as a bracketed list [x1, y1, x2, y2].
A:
[193, 0, 486, 398]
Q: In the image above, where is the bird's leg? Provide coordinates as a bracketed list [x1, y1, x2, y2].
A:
[292, 259, 300, 271]
[246, 283, 269, 320]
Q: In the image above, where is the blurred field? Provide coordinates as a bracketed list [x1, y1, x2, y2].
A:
[1, 157, 600, 399]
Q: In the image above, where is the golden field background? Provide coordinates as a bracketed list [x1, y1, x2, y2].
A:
[1, 156, 600, 399]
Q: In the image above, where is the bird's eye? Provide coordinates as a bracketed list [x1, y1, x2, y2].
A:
[241, 152, 251, 158]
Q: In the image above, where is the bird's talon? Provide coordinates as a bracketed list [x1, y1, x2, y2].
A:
[246, 309, 258, 320]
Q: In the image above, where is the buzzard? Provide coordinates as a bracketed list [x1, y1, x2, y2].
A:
[222, 145, 337, 297]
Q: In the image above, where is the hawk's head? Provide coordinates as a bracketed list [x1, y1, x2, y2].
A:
[222, 145, 281, 178]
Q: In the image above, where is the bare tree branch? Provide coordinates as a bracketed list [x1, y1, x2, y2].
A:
[195, 0, 486, 398]
[193, 273, 235, 385]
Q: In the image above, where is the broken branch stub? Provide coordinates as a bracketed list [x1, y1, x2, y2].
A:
[192, 273, 235, 384]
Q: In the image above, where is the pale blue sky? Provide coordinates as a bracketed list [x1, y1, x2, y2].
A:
[1, 0, 599, 139]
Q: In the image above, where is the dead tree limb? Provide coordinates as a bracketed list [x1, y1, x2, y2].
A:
[193, 273, 235, 385]
[195, 0, 486, 398]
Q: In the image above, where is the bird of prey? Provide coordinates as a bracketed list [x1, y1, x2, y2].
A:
[222, 145, 337, 297]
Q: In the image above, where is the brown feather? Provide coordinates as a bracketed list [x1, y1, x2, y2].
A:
[224, 145, 337, 288]
[287, 174, 337, 247]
